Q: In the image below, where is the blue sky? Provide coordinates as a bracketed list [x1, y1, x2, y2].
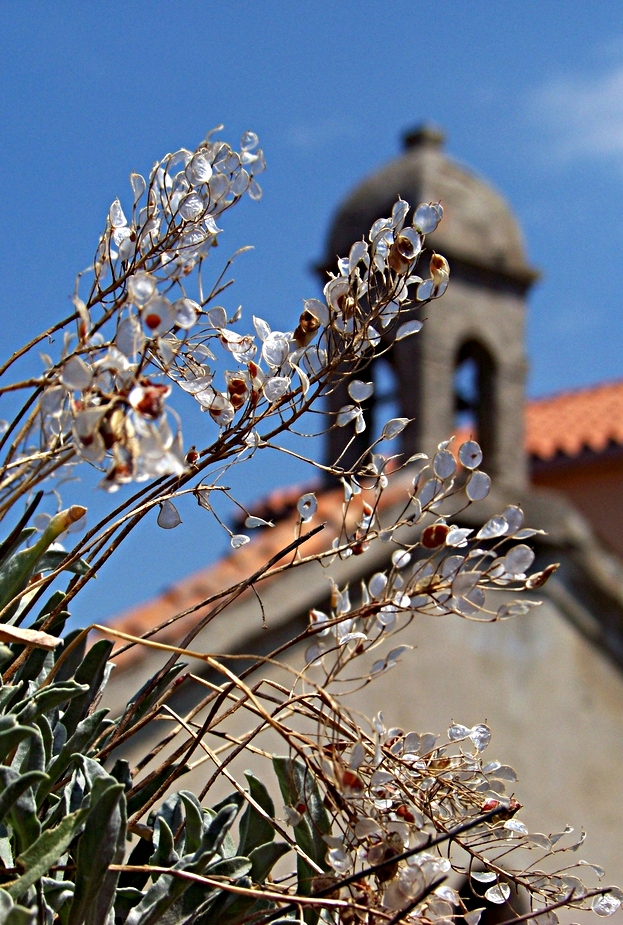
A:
[1, 1, 622, 625]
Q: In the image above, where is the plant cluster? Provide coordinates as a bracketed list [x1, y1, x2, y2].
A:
[0, 128, 619, 925]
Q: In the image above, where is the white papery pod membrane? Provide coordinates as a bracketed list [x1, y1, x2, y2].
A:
[369, 572, 387, 597]
[116, 316, 145, 356]
[504, 819, 528, 835]
[348, 380, 374, 403]
[471, 871, 497, 884]
[188, 152, 213, 184]
[433, 449, 456, 478]
[297, 492, 317, 523]
[392, 550, 411, 569]
[452, 570, 481, 597]
[466, 470, 491, 501]
[128, 271, 157, 306]
[485, 883, 511, 905]
[470, 724, 491, 751]
[253, 315, 271, 341]
[245, 516, 274, 528]
[448, 723, 471, 742]
[262, 332, 290, 368]
[174, 298, 199, 329]
[157, 499, 182, 529]
[415, 199, 441, 228]
[263, 376, 290, 402]
[593, 894, 622, 916]
[381, 417, 409, 440]
[143, 297, 174, 336]
[207, 306, 228, 328]
[302, 298, 329, 326]
[130, 172, 146, 200]
[109, 198, 126, 228]
[503, 544, 535, 575]
[459, 440, 483, 469]
[477, 515, 508, 540]
[446, 527, 472, 547]
[503, 505, 524, 535]
[178, 191, 205, 221]
[348, 240, 368, 272]
[465, 908, 485, 925]
[416, 278, 434, 301]
[396, 319, 423, 340]
[337, 405, 358, 427]
[231, 534, 250, 549]
[60, 356, 93, 391]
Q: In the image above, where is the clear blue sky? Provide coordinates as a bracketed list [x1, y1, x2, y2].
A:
[1, 1, 622, 625]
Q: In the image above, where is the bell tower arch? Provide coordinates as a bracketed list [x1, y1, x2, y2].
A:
[318, 125, 538, 496]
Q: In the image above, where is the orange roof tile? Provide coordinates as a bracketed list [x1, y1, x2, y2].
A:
[525, 380, 623, 461]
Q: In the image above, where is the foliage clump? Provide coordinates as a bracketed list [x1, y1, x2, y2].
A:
[0, 128, 619, 924]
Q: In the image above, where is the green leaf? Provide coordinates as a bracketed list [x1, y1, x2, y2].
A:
[5, 807, 89, 900]
[0, 715, 36, 764]
[114, 887, 145, 922]
[67, 782, 126, 925]
[0, 766, 41, 852]
[12, 681, 89, 725]
[37, 549, 90, 575]
[249, 840, 290, 883]
[238, 770, 277, 855]
[0, 770, 47, 826]
[124, 808, 244, 925]
[179, 790, 204, 855]
[150, 816, 177, 873]
[0, 888, 36, 925]
[60, 640, 114, 736]
[273, 756, 330, 919]
[37, 709, 111, 805]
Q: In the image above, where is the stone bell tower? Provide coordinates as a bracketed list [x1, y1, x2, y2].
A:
[318, 125, 539, 496]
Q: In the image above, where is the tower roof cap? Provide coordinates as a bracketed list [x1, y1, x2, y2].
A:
[322, 124, 537, 283]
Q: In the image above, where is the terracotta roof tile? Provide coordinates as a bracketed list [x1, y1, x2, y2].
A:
[526, 380, 623, 461]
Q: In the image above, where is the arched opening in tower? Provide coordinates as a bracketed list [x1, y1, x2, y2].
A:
[453, 340, 497, 465]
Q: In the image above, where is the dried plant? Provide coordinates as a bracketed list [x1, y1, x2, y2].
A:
[0, 128, 618, 925]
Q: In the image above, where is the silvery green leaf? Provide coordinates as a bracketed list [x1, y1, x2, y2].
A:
[157, 500, 182, 529]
